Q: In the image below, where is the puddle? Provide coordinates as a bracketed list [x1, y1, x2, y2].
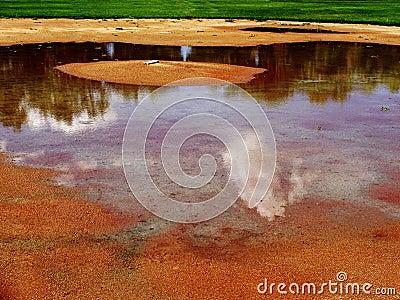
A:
[0, 41, 399, 221]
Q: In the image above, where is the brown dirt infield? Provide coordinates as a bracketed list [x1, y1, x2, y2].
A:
[1, 18, 400, 299]
[55, 60, 267, 86]
[1, 18, 400, 47]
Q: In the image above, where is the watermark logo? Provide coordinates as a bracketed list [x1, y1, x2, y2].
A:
[257, 272, 397, 296]
[122, 77, 276, 223]
[336, 271, 348, 282]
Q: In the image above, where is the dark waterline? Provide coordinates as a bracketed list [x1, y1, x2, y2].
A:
[239, 27, 348, 34]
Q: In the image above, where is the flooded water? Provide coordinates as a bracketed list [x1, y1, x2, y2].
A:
[0, 42, 399, 221]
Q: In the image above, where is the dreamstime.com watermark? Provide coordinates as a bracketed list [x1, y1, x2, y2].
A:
[257, 272, 397, 296]
[122, 77, 276, 223]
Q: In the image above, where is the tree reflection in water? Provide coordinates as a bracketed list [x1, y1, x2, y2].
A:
[0, 42, 399, 131]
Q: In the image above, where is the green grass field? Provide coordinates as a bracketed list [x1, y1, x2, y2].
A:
[0, 0, 399, 26]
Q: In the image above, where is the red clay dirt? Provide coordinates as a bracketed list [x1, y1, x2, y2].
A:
[1, 152, 400, 299]
[139, 201, 400, 299]
[1, 19, 400, 47]
[55, 60, 267, 86]
[369, 171, 400, 206]
[0, 18, 400, 299]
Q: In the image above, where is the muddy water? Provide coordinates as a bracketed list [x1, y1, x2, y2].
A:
[0, 42, 399, 223]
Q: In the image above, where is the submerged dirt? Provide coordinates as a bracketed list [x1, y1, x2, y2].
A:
[1, 153, 399, 299]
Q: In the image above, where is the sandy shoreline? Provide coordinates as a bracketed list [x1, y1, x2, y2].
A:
[1, 18, 400, 299]
[1, 18, 400, 47]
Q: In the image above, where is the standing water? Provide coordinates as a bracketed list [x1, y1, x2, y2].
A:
[0, 42, 399, 222]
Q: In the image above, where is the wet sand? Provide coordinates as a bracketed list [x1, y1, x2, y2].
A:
[1, 18, 400, 47]
[55, 60, 267, 85]
[1, 18, 400, 299]
[140, 200, 400, 299]
[1, 152, 399, 299]
[0, 154, 134, 298]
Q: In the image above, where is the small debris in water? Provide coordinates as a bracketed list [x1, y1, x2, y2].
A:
[380, 106, 390, 111]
